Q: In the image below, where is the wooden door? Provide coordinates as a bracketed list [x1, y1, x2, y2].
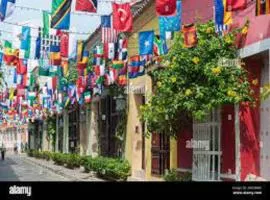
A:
[151, 133, 170, 176]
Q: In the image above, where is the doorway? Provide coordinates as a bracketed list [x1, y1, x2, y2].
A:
[151, 133, 170, 176]
[192, 109, 222, 181]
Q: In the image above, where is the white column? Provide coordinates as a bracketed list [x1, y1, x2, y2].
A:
[235, 104, 241, 181]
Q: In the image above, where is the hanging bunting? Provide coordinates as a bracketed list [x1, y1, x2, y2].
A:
[256, 0, 270, 16]
[153, 35, 168, 56]
[156, 0, 176, 16]
[50, 45, 61, 65]
[35, 32, 41, 59]
[3, 41, 19, 66]
[159, 0, 181, 40]
[128, 55, 145, 79]
[182, 24, 198, 48]
[101, 15, 120, 43]
[0, 0, 16, 22]
[51, 0, 72, 30]
[16, 59, 27, 75]
[76, 0, 97, 13]
[112, 3, 133, 32]
[139, 31, 154, 55]
[226, 0, 247, 11]
[214, 0, 232, 35]
[19, 26, 31, 59]
[59, 31, 69, 58]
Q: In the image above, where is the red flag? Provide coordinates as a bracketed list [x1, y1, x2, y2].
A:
[112, 3, 133, 32]
[75, 0, 97, 13]
[182, 24, 198, 48]
[60, 32, 69, 57]
[16, 59, 27, 75]
[156, 0, 176, 16]
[226, 0, 247, 11]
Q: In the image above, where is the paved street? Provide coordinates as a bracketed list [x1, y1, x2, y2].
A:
[0, 153, 69, 181]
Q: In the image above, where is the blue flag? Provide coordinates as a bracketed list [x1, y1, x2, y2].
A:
[159, 0, 182, 40]
[20, 26, 31, 50]
[101, 15, 111, 28]
[139, 31, 154, 55]
[0, 52, 3, 65]
[35, 35, 41, 59]
[0, 0, 15, 22]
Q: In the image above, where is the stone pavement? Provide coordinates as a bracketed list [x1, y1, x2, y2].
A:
[21, 154, 104, 182]
[0, 153, 69, 181]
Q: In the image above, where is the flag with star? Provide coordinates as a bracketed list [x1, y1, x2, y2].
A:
[139, 31, 154, 55]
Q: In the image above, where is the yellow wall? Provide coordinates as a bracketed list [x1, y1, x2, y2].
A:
[125, 2, 178, 180]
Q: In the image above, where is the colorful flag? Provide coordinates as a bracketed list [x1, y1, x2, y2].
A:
[76, 0, 97, 13]
[51, 0, 72, 30]
[61, 58, 69, 77]
[117, 75, 127, 86]
[182, 24, 198, 48]
[0, 0, 15, 22]
[59, 31, 69, 57]
[50, 45, 61, 65]
[156, 0, 176, 16]
[43, 11, 50, 36]
[107, 43, 115, 60]
[76, 40, 84, 63]
[117, 36, 128, 61]
[128, 55, 145, 79]
[226, 0, 247, 11]
[112, 60, 124, 69]
[49, 66, 59, 77]
[256, 0, 270, 16]
[77, 50, 89, 70]
[214, 0, 232, 35]
[154, 35, 168, 56]
[39, 65, 50, 76]
[19, 26, 31, 59]
[159, 0, 182, 40]
[16, 59, 27, 75]
[139, 31, 154, 55]
[3, 41, 18, 66]
[93, 45, 104, 66]
[101, 15, 120, 43]
[35, 33, 41, 59]
[112, 3, 133, 32]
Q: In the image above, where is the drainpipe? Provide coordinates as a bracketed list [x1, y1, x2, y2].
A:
[235, 104, 241, 181]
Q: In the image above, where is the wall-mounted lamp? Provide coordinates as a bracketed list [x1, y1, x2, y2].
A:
[101, 114, 106, 121]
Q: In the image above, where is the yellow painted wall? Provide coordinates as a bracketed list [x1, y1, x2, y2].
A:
[125, 1, 178, 180]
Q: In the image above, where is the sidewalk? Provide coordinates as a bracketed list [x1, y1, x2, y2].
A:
[21, 154, 104, 182]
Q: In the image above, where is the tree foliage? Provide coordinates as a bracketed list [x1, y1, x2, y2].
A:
[140, 21, 253, 136]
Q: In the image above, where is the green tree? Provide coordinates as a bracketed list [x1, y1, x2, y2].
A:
[140, 20, 253, 136]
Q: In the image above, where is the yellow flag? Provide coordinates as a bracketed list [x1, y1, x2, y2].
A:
[223, 0, 232, 25]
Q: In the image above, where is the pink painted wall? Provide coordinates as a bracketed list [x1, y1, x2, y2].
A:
[182, 0, 270, 48]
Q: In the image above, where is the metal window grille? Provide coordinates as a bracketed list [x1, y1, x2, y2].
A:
[192, 108, 222, 181]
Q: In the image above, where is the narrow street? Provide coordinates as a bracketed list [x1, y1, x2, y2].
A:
[0, 153, 69, 181]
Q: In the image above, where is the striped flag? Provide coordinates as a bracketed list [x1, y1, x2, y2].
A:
[0, 0, 15, 22]
[101, 15, 120, 43]
[256, 0, 270, 16]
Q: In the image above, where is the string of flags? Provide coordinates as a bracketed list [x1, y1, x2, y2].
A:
[0, 0, 263, 125]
